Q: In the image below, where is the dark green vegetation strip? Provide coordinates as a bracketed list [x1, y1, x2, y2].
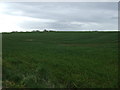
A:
[2, 32, 118, 88]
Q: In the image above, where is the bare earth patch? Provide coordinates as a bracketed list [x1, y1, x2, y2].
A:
[60, 43, 103, 47]
[25, 39, 34, 42]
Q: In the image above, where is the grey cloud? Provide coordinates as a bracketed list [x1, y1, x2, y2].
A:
[19, 20, 83, 30]
[2, 2, 118, 30]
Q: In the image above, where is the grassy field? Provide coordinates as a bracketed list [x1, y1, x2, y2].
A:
[2, 31, 118, 88]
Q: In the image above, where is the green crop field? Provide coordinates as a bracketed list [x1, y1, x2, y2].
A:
[2, 31, 118, 88]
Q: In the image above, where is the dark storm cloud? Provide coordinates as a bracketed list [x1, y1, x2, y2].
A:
[3, 2, 118, 30]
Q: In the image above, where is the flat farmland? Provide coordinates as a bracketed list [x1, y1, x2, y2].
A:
[2, 31, 118, 88]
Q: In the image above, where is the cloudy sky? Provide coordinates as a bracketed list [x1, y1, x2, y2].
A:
[0, 2, 118, 32]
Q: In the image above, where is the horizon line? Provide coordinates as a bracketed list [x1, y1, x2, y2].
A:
[1, 30, 119, 33]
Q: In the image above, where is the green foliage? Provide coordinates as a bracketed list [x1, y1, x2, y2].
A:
[2, 31, 118, 88]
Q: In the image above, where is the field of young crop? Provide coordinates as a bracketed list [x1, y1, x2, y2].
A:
[2, 31, 118, 88]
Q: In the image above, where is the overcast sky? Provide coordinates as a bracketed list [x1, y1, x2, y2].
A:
[0, 2, 118, 32]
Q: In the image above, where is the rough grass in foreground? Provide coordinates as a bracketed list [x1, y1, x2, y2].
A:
[2, 31, 118, 88]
